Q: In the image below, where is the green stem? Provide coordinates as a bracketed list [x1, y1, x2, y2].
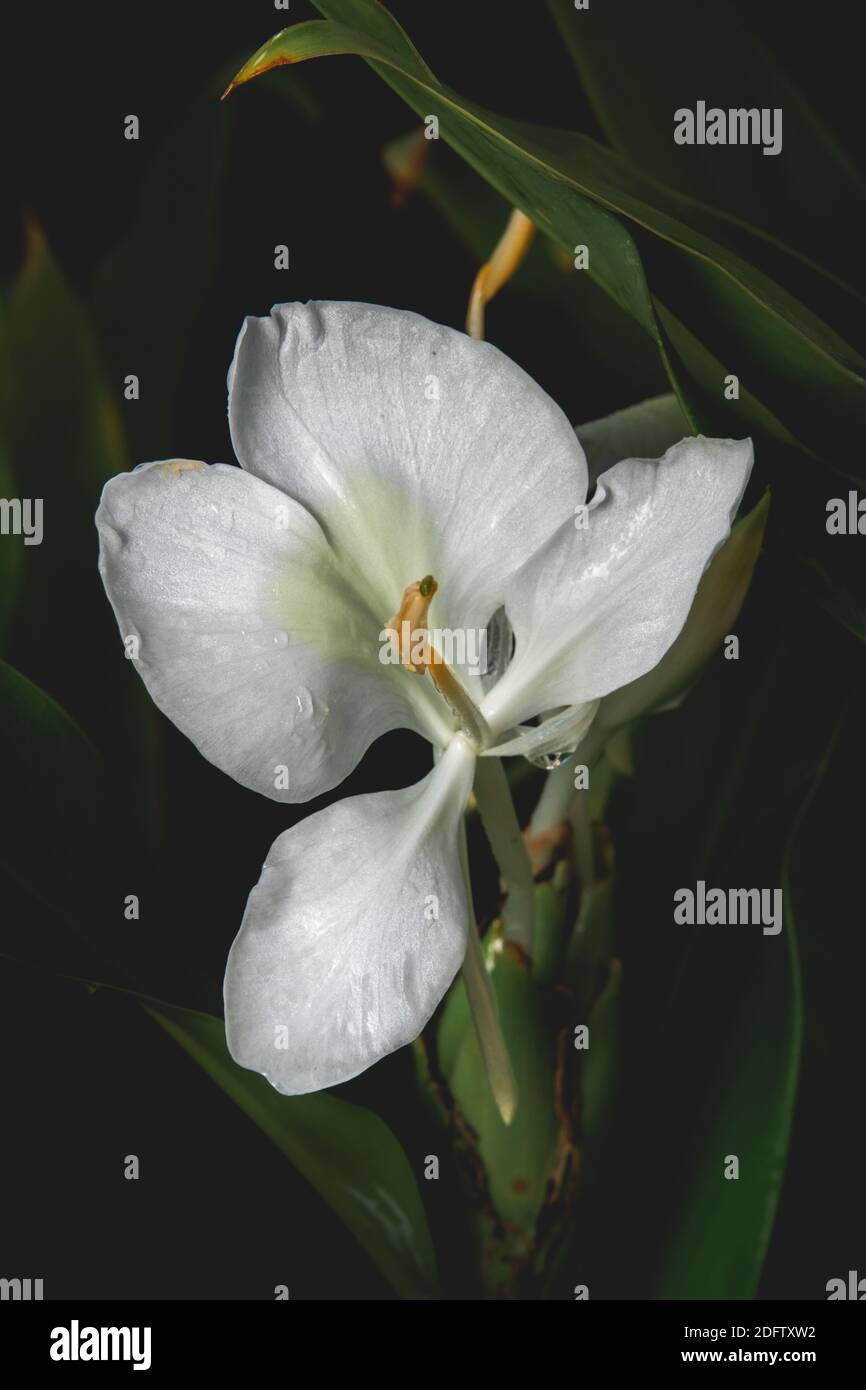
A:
[528, 759, 574, 839]
[567, 787, 595, 889]
[459, 827, 517, 1125]
[473, 756, 535, 954]
[528, 759, 597, 884]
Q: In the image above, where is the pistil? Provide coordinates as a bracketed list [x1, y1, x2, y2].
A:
[385, 575, 493, 752]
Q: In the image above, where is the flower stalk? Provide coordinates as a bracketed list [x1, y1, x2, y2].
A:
[459, 826, 518, 1125]
[473, 757, 536, 955]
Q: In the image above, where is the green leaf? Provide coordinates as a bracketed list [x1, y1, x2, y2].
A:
[384, 132, 816, 456]
[0, 658, 116, 942]
[580, 957, 621, 1146]
[650, 719, 844, 1299]
[229, 2, 866, 463]
[137, 991, 437, 1300]
[575, 393, 689, 475]
[567, 876, 615, 1014]
[566, 839, 620, 1157]
[548, 0, 866, 283]
[653, 299, 817, 458]
[1, 950, 438, 1299]
[5, 223, 163, 845]
[653, 921, 801, 1300]
[5, 221, 126, 640]
[532, 864, 575, 986]
[807, 559, 866, 645]
[445, 941, 560, 1237]
[90, 76, 230, 460]
[90, 57, 321, 461]
[383, 133, 669, 400]
[0, 439, 20, 640]
[382, 106, 848, 648]
[227, 10, 688, 410]
[611, 577, 856, 1298]
[656, 296, 817, 458]
[0, 304, 21, 636]
[8, 221, 127, 505]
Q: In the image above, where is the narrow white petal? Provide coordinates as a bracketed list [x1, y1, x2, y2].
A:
[228, 301, 587, 690]
[484, 700, 599, 761]
[97, 460, 450, 803]
[482, 436, 754, 732]
[224, 736, 477, 1094]
[576, 394, 690, 480]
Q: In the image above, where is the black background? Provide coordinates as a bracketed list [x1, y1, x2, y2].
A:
[1, 0, 864, 1301]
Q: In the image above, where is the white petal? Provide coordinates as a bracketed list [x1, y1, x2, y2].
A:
[224, 735, 477, 1095]
[595, 489, 770, 731]
[576, 394, 690, 481]
[97, 460, 451, 803]
[228, 301, 587, 691]
[481, 436, 754, 732]
[484, 700, 599, 761]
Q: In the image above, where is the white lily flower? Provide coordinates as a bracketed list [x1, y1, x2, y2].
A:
[96, 302, 752, 1098]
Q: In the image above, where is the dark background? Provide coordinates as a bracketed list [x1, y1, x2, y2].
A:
[1, 0, 863, 1300]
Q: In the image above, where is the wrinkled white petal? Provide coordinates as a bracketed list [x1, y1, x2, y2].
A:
[577, 394, 690, 481]
[481, 436, 754, 732]
[228, 301, 587, 693]
[97, 460, 452, 803]
[484, 700, 599, 761]
[224, 735, 476, 1094]
[575, 489, 771, 764]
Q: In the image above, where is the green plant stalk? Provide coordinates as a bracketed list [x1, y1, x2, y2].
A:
[474, 756, 535, 953]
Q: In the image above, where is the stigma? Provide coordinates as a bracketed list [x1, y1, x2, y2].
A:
[384, 575, 491, 753]
[385, 575, 438, 673]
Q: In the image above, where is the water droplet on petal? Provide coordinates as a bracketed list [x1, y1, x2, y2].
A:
[273, 630, 289, 648]
[286, 687, 330, 738]
[527, 750, 569, 771]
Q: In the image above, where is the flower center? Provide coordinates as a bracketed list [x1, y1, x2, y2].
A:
[385, 575, 491, 752]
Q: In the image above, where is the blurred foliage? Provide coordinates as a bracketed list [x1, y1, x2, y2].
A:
[2, 0, 864, 1300]
[143, 992, 440, 1299]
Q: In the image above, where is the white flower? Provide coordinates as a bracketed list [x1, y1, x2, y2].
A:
[96, 302, 752, 1096]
